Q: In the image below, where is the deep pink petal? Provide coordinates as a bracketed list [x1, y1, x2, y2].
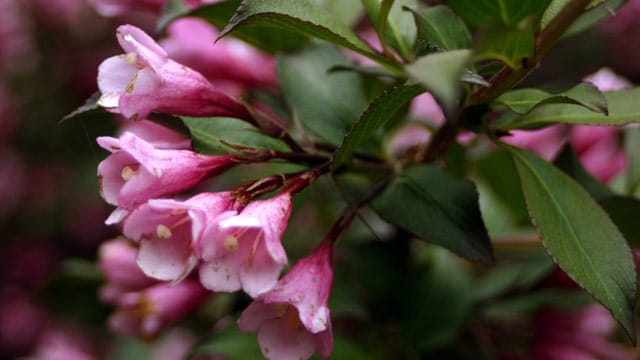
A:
[257, 315, 316, 360]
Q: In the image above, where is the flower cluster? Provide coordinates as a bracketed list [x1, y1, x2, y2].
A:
[94, 24, 334, 359]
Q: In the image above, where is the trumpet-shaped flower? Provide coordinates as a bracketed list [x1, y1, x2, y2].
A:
[97, 131, 234, 211]
[160, 18, 277, 89]
[238, 242, 334, 360]
[123, 192, 238, 282]
[97, 24, 251, 121]
[108, 280, 208, 339]
[198, 192, 291, 297]
[98, 237, 158, 303]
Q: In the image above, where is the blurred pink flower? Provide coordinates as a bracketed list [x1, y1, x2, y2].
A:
[108, 281, 208, 339]
[150, 328, 197, 360]
[238, 242, 333, 360]
[98, 237, 158, 303]
[531, 305, 634, 360]
[198, 192, 291, 297]
[502, 126, 567, 161]
[0, 146, 27, 218]
[89, 0, 166, 16]
[0, 0, 36, 75]
[97, 132, 235, 211]
[30, 326, 98, 360]
[97, 24, 251, 121]
[568, 68, 631, 182]
[161, 18, 277, 89]
[0, 294, 47, 355]
[122, 192, 238, 282]
[89, 0, 219, 15]
[118, 119, 191, 149]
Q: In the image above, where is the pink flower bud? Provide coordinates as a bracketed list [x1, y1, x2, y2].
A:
[97, 25, 251, 121]
[198, 192, 291, 297]
[98, 237, 157, 303]
[108, 280, 208, 339]
[89, 0, 166, 16]
[122, 192, 238, 282]
[161, 18, 277, 89]
[118, 119, 191, 150]
[238, 242, 334, 360]
[97, 131, 235, 211]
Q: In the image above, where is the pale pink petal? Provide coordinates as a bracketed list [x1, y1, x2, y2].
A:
[258, 316, 316, 360]
[198, 256, 242, 293]
[116, 25, 167, 70]
[237, 301, 278, 332]
[105, 207, 129, 225]
[97, 55, 138, 108]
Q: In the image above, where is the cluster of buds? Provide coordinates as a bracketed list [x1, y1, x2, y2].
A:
[94, 24, 335, 359]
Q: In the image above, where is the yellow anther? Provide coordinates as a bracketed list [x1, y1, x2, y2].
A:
[121, 166, 138, 181]
[156, 224, 172, 239]
[224, 236, 239, 252]
[125, 52, 138, 66]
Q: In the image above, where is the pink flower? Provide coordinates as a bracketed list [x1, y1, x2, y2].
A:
[568, 68, 631, 182]
[108, 280, 208, 339]
[198, 192, 292, 297]
[237, 242, 334, 360]
[123, 192, 238, 282]
[89, 0, 166, 16]
[98, 237, 158, 303]
[531, 305, 634, 360]
[118, 119, 191, 149]
[97, 25, 251, 121]
[502, 125, 567, 161]
[160, 18, 277, 89]
[97, 131, 235, 211]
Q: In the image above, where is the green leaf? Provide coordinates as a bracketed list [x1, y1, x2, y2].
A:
[316, 0, 365, 27]
[277, 44, 368, 144]
[553, 144, 613, 200]
[445, 0, 551, 27]
[401, 246, 473, 350]
[181, 116, 289, 155]
[483, 289, 594, 319]
[506, 145, 637, 341]
[405, 49, 472, 116]
[220, 0, 379, 59]
[473, 256, 555, 301]
[474, 23, 535, 69]
[475, 149, 529, 224]
[179, 0, 307, 52]
[600, 196, 640, 247]
[493, 82, 608, 115]
[61, 92, 104, 122]
[407, 5, 472, 54]
[624, 126, 640, 194]
[372, 164, 493, 261]
[497, 87, 640, 130]
[186, 324, 263, 360]
[332, 84, 424, 168]
[539, 0, 620, 39]
[157, 0, 190, 31]
[362, 0, 418, 60]
[564, 0, 625, 38]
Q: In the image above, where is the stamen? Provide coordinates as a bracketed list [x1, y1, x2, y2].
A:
[224, 236, 239, 252]
[125, 52, 137, 66]
[170, 215, 191, 230]
[125, 72, 138, 94]
[121, 165, 138, 181]
[156, 224, 172, 239]
[245, 231, 263, 268]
